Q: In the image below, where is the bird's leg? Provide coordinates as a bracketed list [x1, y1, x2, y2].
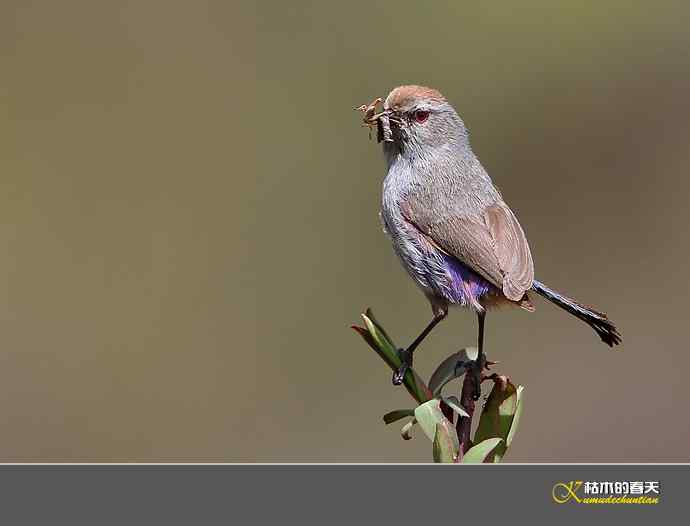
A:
[392, 310, 447, 385]
[470, 310, 487, 400]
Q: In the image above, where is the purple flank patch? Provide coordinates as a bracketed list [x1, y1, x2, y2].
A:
[439, 253, 498, 307]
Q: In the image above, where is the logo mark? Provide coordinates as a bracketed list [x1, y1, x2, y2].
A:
[552, 481, 583, 504]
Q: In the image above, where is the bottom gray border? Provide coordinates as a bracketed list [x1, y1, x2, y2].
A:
[0, 464, 684, 524]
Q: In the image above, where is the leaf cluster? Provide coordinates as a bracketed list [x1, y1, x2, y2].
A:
[353, 310, 523, 463]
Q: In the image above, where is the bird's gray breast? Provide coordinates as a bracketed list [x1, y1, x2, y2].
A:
[380, 160, 448, 294]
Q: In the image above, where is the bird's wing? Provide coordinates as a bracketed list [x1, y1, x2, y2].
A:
[402, 199, 534, 301]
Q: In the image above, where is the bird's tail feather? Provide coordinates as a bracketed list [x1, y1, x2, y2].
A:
[531, 279, 621, 347]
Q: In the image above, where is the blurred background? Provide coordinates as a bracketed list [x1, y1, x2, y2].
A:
[1, 0, 689, 461]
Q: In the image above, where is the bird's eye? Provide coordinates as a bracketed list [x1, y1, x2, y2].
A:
[413, 109, 430, 124]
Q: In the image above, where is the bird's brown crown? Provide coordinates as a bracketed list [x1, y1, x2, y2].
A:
[385, 85, 446, 110]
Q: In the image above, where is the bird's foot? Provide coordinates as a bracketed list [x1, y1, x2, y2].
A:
[392, 348, 413, 386]
[451, 354, 494, 399]
[469, 353, 488, 401]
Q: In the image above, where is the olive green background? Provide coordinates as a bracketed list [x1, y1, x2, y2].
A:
[2, 1, 689, 461]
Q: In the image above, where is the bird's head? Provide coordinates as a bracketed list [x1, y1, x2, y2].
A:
[378, 85, 468, 159]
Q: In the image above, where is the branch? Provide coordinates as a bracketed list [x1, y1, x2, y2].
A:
[456, 370, 477, 457]
[352, 308, 524, 463]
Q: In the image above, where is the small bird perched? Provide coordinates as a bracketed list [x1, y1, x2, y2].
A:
[359, 85, 621, 396]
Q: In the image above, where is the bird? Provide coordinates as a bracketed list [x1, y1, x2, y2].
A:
[366, 85, 621, 397]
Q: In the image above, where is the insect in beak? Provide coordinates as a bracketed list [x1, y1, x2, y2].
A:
[354, 97, 383, 140]
[354, 97, 396, 142]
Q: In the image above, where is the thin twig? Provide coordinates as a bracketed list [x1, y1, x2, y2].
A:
[456, 371, 478, 457]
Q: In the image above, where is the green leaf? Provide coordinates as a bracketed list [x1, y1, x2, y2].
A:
[383, 409, 415, 425]
[365, 308, 395, 346]
[428, 347, 479, 396]
[351, 325, 377, 351]
[401, 418, 417, 440]
[413, 399, 458, 456]
[461, 437, 503, 464]
[442, 396, 470, 418]
[473, 379, 524, 462]
[407, 371, 433, 404]
[414, 399, 446, 442]
[433, 423, 458, 463]
[361, 313, 399, 369]
[355, 311, 432, 404]
[505, 385, 524, 449]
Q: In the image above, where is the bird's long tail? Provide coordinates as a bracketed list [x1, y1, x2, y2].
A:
[531, 279, 621, 347]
